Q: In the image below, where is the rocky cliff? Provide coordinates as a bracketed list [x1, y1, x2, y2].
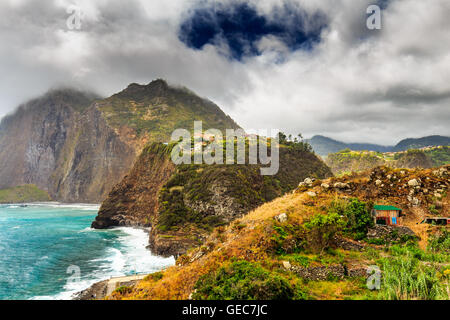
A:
[92, 142, 333, 257]
[0, 80, 240, 202]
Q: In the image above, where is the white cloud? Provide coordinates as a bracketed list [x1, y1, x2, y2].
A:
[0, 0, 448, 145]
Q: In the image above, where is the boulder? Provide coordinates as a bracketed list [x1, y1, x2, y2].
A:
[275, 213, 288, 223]
[334, 182, 349, 189]
[282, 261, 292, 270]
[408, 179, 420, 187]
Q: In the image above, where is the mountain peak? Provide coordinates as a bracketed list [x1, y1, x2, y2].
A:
[147, 78, 168, 88]
[119, 79, 170, 99]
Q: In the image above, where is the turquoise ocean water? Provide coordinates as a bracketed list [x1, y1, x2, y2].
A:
[0, 203, 174, 300]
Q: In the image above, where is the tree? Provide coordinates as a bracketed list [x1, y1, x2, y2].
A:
[277, 132, 287, 144]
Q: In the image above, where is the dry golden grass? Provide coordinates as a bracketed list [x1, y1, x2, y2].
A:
[109, 165, 449, 300]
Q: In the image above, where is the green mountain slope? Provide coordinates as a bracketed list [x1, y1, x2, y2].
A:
[308, 135, 449, 157]
[92, 140, 333, 256]
[326, 147, 449, 175]
[0, 80, 240, 203]
[393, 136, 450, 151]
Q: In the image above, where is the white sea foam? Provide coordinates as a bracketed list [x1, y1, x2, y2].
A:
[20, 202, 101, 211]
[32, 227, 175, 300]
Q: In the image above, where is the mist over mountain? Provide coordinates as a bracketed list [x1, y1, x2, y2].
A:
[0, 80, 240, 203]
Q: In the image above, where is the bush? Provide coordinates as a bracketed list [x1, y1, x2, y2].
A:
[366, 238, 385, 245]
[304, 212, 346, 253]
[192, 261, 298, 300]
[113, 286, 133, 295]
[271, 223, 305, 255]
[143, 271, 164, 282]
[342, 199, 374, 240]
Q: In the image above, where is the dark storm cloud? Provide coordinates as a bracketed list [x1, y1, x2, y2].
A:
[347, 86, 450, 107]
[179, 1, 328, 60]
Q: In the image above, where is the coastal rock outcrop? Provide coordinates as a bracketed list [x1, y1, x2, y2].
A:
[93, 142, 333, 257]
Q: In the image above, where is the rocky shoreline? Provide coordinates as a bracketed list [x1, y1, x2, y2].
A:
[73, 274, 148, 300]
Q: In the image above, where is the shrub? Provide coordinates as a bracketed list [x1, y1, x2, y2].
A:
[342, 199, 374, 240]
[327, 198, 373, 240]
[192, 261, 297, 300]
[113, 286, 133, 295]
[304, 212, 346, 253]
[144, 271, 164, 282]
[271, 223, 305, 255]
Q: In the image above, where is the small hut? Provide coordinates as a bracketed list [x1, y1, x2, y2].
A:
[372, 205, 403, 226]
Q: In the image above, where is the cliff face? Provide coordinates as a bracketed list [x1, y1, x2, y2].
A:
[0, 90, 137, 203]
[0, 80, 240, 202]
[92, 142, 333, 257]
[91, 143, 176, 228]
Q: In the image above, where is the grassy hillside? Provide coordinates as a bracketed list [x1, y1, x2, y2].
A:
[326, 149, 385, 175]
[327, 147, 449, 175]
[424, 146, 450, 167]
[106, 165, 449, 300]
[93, 139, 332, 256]
[97, 79, 240, 142]
[0, 185, 51, 203]
[307, 135, 449, 157]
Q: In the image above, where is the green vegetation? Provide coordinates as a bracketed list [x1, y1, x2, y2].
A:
[271, 199, 449, 300]
[113, 286, 133, 295]
[304, 212, 346, 253]
[379, 243, 449, 300]
[277, 132, 313, 153]
[424, 146, 450, 167]
[325, 149, 385, 175]
[156, 139, 331, 232]
[271, 198, 374, 255]
[427, 229, 450, 254]
[192, 260, 307, 300]
[330, 198, 374, 240]
[326, 146, 450, 175]
[380, 256, 447, 300]
[0, 185, 51, 203]
[97, 80, 240, 141]
[143, 272, 164, 282]
[394, 135, 450, 152]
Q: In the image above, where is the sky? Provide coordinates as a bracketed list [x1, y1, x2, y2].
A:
[0, 0, 449, 145]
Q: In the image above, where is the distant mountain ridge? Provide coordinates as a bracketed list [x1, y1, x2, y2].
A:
[307, 135, 450, 157]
